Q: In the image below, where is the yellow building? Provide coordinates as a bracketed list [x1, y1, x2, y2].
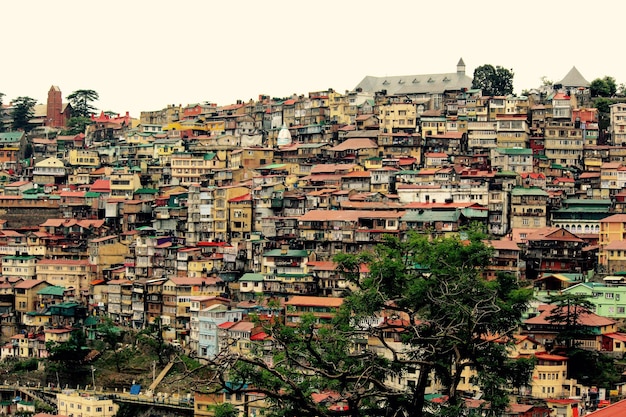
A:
[496, 114, 529, 148]
[14, 280, 52, 320]
[378, 100, 418, 134]
[57, 390, 119, 417]
[2, 254, 37, 280]
[212, 184, 250, 242]
[170, 152, 226, 185]
[528, 352, 569, 398]
[329, 90, 352, 125]
[68, 149, 100, 167]
[599, 214, 626, 269]
[44, 327, 72, 344]
[36, 259, 93, 296]
[88, 235, 129, 280]
[109, 168, 142, 198]
[228, 192, 253, 242]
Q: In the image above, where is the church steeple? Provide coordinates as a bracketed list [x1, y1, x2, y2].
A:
[457, 58, 466, 75]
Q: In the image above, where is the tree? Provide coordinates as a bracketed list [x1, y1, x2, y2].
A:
[67, 89, 99, 118]
[214, 403, 239, 417]
[590, 76, 617, 97]
[208, 232, 533, 417]
[46, 328, 89, 363]
[137, 316, 173, 366]
[11, 96, 37, 131]
[97, 318, 125, 372]
[0, 92, 5, 132]
[472, 64, 514, 96]
[546, 293, 595, 350]
[63, 116, 92, 136]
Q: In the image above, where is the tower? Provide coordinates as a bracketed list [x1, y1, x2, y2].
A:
[457, 58, 466, 75]
[46, 85, 63, 127]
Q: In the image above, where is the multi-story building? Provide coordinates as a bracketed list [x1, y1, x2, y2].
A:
[524, 227, 588, 280]
[378, 99, 418, 134]
[510, 187, 548, 229]
[57, 390, 119, 417]
[496, 114, 529, 149]
[284, 296, 343, 327]
[490, 148, 533, 174]
[196, 302, 244, 359]
[32, 157, 67, 185]
[2, 254, 37, 280]
[170, 152, 226, 186]
[543, 120, 583, 168]
[609, 102, 626, 145]
[36, 259, 93, 300]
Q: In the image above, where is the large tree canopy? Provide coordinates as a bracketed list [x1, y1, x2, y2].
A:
[472, 64, 514, 96]
[590, 76, 617, 97]
[67, 89, 99, 118]
[207, 231, 533, 417]
[11, 96, 37, 131]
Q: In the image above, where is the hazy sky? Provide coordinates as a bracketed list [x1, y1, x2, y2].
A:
[3, 1, 625, 117]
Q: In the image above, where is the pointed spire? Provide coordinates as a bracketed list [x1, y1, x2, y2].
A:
[457, 58, 466, 75]
[559, 66, 590, 88]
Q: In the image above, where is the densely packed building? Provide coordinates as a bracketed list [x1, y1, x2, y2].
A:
[2, 59, 626, 415]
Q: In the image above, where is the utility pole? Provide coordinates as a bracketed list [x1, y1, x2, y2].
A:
[91, 366, 96, 391]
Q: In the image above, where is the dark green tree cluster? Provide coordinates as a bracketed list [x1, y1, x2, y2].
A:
[67, 89, 99, 118]
[11, 96, 37, 131]
[545, 293, 622, 389]
[472, 64, 515, 96]
[208, 230, 533, 417]
[590, 76, 617, 97]
[64, 89, 99, 135]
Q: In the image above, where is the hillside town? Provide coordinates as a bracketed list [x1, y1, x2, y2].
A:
[3, 58, 626, 417]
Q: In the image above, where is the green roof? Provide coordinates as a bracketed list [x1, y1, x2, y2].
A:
[239, 273, 264, 282]
[402, 210, 461, 222]
[203, 152, 216, 160]
[462, 208, 489, 218]
[3, 255, 36, 260]
[84, 316, 99, 326]
[562, 199, 610, 206]
[135, 188, 159, 194]
[258, 163, 287, 170]
[85, 191, 101, 198]
[37, 286, 66, 296]
[511, 187, 549, 196]
[263, 249, 309, 258]
[0, 132, 24, 142]
[496, 147, 532, 155]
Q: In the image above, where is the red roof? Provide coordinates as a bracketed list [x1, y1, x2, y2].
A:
[525, 304, 615, 328]
[586, 398, 626, 416]
[90, 179, 111, 192]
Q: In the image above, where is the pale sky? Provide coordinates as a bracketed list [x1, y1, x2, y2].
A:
[3, 0, 625, 118]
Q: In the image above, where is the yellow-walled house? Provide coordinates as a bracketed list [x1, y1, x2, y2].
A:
[88, 235, 129, 280]
[109, 168, 142, 198]
[36, 259, 94, 298]
[14, 280, 52, 321]
[68, 149, 100, 167]
[170, 152, 226, 185]
[57, 390, 119, 417]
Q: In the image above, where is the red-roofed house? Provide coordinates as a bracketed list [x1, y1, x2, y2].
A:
[523, 304, 617, 351]
[484, 238, 523, 280]
[284, 296, 343, 327]
[524, 227, 588, 280]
